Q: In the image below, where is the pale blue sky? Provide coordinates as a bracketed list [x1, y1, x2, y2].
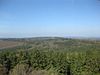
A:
[0, 0, 100, 38]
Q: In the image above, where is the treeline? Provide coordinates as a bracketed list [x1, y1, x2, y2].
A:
[0, 49, 100, 75]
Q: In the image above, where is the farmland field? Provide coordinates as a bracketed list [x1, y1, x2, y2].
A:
[0, 40, 23, 50]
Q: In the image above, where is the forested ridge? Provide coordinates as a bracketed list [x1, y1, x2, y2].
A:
[0, 38, 100, 75]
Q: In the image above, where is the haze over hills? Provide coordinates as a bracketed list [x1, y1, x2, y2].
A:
[0, 37, 100, 51]
[0, 36, 100, 41]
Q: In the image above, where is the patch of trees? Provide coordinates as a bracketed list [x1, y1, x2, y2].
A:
[0, 49, 100, 75]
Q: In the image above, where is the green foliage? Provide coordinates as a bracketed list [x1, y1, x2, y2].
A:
[0, 38, 100, 75]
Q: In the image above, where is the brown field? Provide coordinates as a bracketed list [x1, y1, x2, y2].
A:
[0, 40, 23, 49]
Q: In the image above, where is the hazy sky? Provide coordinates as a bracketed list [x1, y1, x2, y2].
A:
[0, 0, 100, 38]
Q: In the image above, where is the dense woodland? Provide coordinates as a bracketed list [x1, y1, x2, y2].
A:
[0, 37, 100, 75]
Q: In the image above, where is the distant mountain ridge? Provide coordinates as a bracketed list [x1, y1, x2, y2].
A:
[0, 37, 100, 41]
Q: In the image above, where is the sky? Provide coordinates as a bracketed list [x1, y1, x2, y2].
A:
[0, 0, 100, 38]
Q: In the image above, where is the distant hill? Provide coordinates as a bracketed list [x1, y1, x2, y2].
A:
[0, 37, 100, 51]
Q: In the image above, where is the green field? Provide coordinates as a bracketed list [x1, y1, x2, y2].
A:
[0, 37, 100, 75]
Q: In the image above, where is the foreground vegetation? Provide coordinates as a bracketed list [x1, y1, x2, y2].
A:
[0, 37, 100, 75]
